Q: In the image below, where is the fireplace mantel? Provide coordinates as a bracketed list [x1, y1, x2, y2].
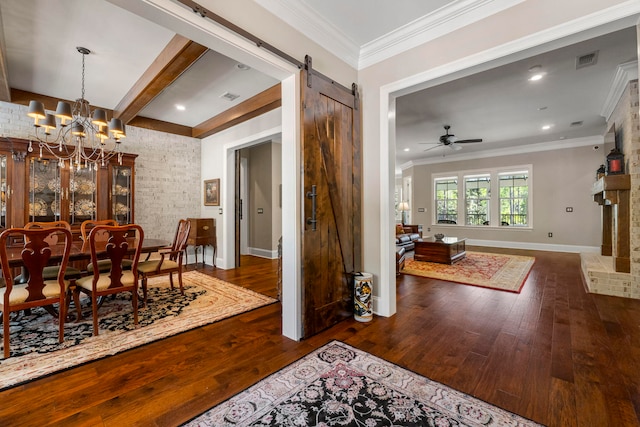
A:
[592, 174, 630, 273]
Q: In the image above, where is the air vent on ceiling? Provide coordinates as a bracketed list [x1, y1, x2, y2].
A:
[570, 121, 584, 127]
[576, 51, 599, 69]
[220, 91, 240, 101]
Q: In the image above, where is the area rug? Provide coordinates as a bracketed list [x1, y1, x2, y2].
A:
[402, 251, 534, 293]
[185, 341, 543, 426]
[0, 271, 277, 390]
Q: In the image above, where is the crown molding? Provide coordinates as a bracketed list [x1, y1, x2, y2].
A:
[254, 0, 360, 68]
[255, 0, 523, 70]
[256, 0, 640, 71]
[600, 60, 639, 121]
[399, 135, 602, 169]
[359, 0, 524, 69]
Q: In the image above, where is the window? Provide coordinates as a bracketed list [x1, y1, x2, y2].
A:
[465, 175, 490, 225]
[432, 166, 531, 227]
[435, 177, 458, 224]
[499, 172, 529, 226]
[394, 183, 402, 222]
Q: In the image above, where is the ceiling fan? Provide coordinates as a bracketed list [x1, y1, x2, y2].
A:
[421, 125, 483, 152]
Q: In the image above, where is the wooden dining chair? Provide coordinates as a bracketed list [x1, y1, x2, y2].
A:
[137, 219, 191, 306]
[0, 227, 73, 358]
[80, 219, 132, 273]
[74, 224, 144, 336]
[23, 221, 83, 280]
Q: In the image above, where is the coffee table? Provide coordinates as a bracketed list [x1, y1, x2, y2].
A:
[414, 236, 466, 264]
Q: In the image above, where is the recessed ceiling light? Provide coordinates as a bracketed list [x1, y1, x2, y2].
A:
[542, 124, 552, 130]
[236, 63, 251, 71]
[537, 106, 547, 111]
[528, 65, 545, 81]
[175, 104, 186, 111]
[403, 148, 410, 152]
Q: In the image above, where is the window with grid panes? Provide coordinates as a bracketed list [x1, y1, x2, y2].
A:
[499, 172, 529, 226]
[465, 175, 490, 225]
[435, 177, 458, 224]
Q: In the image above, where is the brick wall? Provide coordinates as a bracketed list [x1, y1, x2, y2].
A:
[589, 79, 640, 298]
[0, 101, 201, 242]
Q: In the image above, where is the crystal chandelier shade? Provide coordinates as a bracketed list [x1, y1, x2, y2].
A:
[26, 46, 126, 169]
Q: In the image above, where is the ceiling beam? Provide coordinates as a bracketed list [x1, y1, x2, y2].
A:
[10, 88, 114, 116]
[193, 83, 281, 139]
[128, 116, 192, 137]
[0, 7, 12, 102]
[113, 34, 208, 124]
[11, 88, 193, 137]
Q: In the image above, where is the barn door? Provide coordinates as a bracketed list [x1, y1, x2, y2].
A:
[301, 56, 362, 338]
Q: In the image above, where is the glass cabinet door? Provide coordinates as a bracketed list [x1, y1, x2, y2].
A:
[70, 165, 97, 225]
[29, 158, 62, 223]
[112, 165, 132, 224]
[0, 155, 6, 229]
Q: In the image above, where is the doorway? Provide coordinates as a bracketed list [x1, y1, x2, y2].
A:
[236, 141, 282, 265]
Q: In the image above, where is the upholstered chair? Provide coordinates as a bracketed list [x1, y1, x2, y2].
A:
[74, 224, 144, 336]
[80, 219, 133, 273]
[137, 219, 191, 306]
[24, 221, 82, 280]
[0, 227, 73, 358]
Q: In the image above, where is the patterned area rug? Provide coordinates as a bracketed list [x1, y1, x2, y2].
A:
[185, 341, 543, 426]
[0, 271, 276, 390]
[402, 251, 535, 293]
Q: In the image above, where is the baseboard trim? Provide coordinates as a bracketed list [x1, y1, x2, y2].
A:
[466, 239, 599, 254]
[248, 247, 279, 259]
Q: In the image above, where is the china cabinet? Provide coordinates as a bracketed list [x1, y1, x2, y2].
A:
[0, 137, 136, 231]
[110, 163, 135, 225]
[0, 153, 8, 229]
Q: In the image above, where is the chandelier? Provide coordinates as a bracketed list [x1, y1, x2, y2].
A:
[26, 46, 126, 169]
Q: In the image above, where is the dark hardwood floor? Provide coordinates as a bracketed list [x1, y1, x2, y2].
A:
[1, 250, 639, 426]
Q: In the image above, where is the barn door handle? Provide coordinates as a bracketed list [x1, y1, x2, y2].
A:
[306, 185, 317, 231]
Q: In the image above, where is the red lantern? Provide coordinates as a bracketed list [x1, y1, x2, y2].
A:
[606, 148, 624, 175]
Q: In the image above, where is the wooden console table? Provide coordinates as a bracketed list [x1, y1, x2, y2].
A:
[414, 237, 466, 264]
[591, 175, 630, 273]
[186, 218, 216, 267]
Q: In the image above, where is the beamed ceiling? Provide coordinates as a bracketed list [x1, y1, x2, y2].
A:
[0, 0, 281, 140]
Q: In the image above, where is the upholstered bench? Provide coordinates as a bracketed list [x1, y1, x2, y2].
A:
[396, 246, 406, 275]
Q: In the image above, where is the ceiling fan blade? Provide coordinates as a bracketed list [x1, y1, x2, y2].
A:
[423, 144, 444, 152]
[456, 138, 483, 143]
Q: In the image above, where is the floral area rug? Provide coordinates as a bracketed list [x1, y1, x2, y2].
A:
[402, 251, 535, 293]
[0, 271, 276, 390]
[185, 341, 543, 426]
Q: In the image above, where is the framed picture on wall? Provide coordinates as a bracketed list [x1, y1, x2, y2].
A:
[204, 179, 220, 206]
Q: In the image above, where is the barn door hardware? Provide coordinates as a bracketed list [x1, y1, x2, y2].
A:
[306, 185, 317, 231]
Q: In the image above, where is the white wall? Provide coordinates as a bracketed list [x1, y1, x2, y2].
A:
[407, 143, 605, 252]
[201, 108, 282, 268]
